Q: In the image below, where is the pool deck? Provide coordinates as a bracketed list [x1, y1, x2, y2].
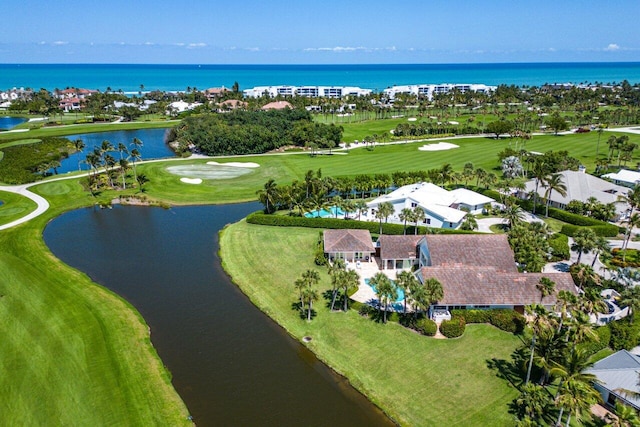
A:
[348, 258, 410, 312]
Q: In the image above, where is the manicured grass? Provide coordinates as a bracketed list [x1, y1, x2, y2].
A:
[0, 190, 37, 226]
[220, 221, 521, 426]
[137, 132, 640, 204]
[0, 180, 190, 425]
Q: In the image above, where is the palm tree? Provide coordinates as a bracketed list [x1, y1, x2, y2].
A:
[530, 161, 547, 214]
[412, 207, 425, 235]
[355, 200, 367, 221]
[73, 138, 85, 171]
[118, 158, 129, 189]
[370, 272, 396, 323]
[591, 236, 611, 268]
[395, 270, 418, 314]
[536, 277, 555, 304]
[474, 167, 487, 188]
[571, 228, 597, 264]
[460, 213, 478, 231]
[607, 402, 640, 427]
[303, 286, 319, 321]
[128, 148, 142, 187]
[300, 269, 321, 321]
[423, 277, 444, 310]
[515, 382, 552, 422]
[341, 269, 360, 312]
[543, 173, 567, 217]
[577, 288, 607, 317]
[398, 208, 414, 235]
[619, 286, 640, 322]
[555, 290, 578, 333]
[622, 213, 640, 258]
[328, 259, 346, 311]
[524, 304, 553, 385]
[502, 202, 525, 228]
[257, 179, 278, 213]
[375, 202, 395, 235]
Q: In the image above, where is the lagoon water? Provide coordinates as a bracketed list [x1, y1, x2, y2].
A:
[43, 203, 393, 426]
[0, 116, 26, 130]
[54, 127, 174, 174]
[3, 62, 640, 93]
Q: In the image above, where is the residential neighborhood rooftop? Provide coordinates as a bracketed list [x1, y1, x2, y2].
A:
[323, 229, 375, 253]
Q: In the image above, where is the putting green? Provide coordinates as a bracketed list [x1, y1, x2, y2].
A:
[38, 182, 72, 195]
[166, 164, 254, 180]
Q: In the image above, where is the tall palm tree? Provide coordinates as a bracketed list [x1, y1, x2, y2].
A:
[73, 138, 85, 171]
[370, 272, 396, 323]
[300, 269, 320, 321]
[474, 167, 487, 188]
[530, 161, 548, 214]
[257, 179, 278, 213]
[328, 259, 346, 311]
[622, 213, 640, 257]
[128, 148, 142, 187]
[375, 202, 395, 235]
[398, 208, 414, 235]
[341, 269, 360, 312]
[591, 235, 611, 268]
[607, 402, 640, 427]
[423, 277, 444, 310]
[118, 158, 129, 189]
[412, 207, 426, 235]
[555, 290, 578, 333]
[571, 228, 597, 264]
[524, 304, 553, 385]
[515, 382, 552, 421]
[395, 270, 418, 314]
[355, 200, 367, 221]
[503, 202, 525, 228]
[619, 286, 640, 322]
[543, 173, 567, 217]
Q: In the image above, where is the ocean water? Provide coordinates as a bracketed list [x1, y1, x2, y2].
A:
[1, 63, 640, 93]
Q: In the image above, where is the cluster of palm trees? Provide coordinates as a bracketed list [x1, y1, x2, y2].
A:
[293, 269, 320, 321]
[516, 288, 607, 426]
[81, 137, 144, 194]
[328, 259, 360, 312]
[606, 135, 638, 167]
[367, 271, 443, 323]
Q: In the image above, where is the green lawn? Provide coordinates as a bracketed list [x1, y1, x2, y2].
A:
[220, 221, 521, 426]
[136, 131, 639, 204]
[0, 190, 37, 226]
[0, 180, 190, 425]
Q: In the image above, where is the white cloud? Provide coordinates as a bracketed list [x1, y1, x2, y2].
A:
[605, 43, 620, 51]
[244, 47, 260, 52]
[52, 41, 68, 46]
[187, 42, 207, 49]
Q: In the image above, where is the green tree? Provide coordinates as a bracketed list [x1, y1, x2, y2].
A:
[395, 270, 419, 314]
[543, 173, 567, 217]
[545, 112, 569, 135]
[398, 208, 414, 235]
[257, 179, 278, 213]
[412, 207, 426, 235]
[374, 202, 395, 235]
[370, 272, 396, 323]
[486, 119, 515, 139]
[536, 277, 555, 304]
[571, 228, 597, 264]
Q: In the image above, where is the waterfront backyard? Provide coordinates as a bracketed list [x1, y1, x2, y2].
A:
[220, 220, 521, 426]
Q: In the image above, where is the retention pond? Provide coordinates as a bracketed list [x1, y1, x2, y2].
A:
[44, 203, 393, 426]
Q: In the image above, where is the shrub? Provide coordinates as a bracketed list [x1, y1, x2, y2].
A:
[560, 224, 619, 238]
[608, 316, 640, 351]
[358, 303, 375, 317]
[578, 326, 611, 357]
[452, 309, 524, 334]
[548, 233, 570, 261]
[414, 318, 438, 336]
[440, 317, 466, 338]
[451, 309, 489, 324]
[489, 310, 525, 334]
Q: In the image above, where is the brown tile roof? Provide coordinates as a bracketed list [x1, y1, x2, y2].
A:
[378, 235, 422, 260]
[419, 267, 576, 306]
[261, 101, 293, 110]
[424, 234, 518, 272]
[324, 229, 374, 253]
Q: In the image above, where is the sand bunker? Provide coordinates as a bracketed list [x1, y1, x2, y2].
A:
[167, 164, 254, 180]
[206, 161, 260, 168]
[180, 178, 203, 184]
[418, 142, 460, 152]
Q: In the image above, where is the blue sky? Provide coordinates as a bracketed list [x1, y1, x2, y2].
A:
[1, 0, 638, 64]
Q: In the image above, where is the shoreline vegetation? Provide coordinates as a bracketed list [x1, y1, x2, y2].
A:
[2, 81, 640, 424]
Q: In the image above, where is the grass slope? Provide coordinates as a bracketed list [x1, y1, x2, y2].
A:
[0, 180, 190, 425]
[220, 221, 520, 426]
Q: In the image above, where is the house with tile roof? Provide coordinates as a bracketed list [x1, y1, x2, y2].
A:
[323, 229, 375, 263]
[415, 234, 577, 314]
[520, 169, 629, 219]
[377, 235, 422, 270]
[585, 350, 640, 410]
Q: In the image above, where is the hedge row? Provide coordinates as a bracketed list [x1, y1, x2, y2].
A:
[246, 212, 479, 235]
[450, 309, 525, 334]
[560, 224, 620, 237]
[440, 317, 466, 338]
[548, 233, 570, 261]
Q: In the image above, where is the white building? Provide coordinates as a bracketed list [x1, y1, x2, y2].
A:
[365, 182, 494, 229]
[243, 85, 371, 98]
[602, 169, 640, 188]
[383, 83, 496, 101]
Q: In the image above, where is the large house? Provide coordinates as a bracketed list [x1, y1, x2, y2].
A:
[383, 83, 496, 101]
[415, 234, 576, 314]
[586, 350, 640, 410]
[366, 182, 494, 229]
[602, 169, 640, 188]
[243, 85, 372, 98]
[323, 230, 577, 313]
[520, 169, 630, 219]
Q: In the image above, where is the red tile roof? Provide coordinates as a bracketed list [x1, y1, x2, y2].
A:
[378, 235, 422, 260]
[261, 101, 293, 110]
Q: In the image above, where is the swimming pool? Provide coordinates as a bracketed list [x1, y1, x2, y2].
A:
[364, 278, 405, 303]
[304, 206, 345, 218]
